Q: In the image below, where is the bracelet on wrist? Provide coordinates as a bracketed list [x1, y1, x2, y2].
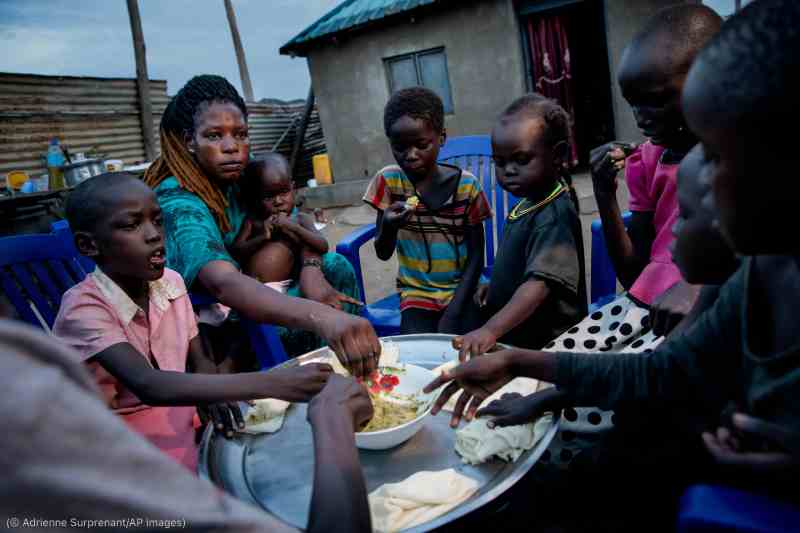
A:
[302, 258, 323, 269]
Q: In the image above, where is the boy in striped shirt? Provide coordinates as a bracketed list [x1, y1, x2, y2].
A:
[364, 87, 491, 334]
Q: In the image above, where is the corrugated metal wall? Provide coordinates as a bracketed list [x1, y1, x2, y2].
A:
[0, 73, 325, 185]
[0, 73, 167, 178]
[248, 102, 326, 184]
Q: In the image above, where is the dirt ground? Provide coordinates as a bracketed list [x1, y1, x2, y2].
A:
[318, 173, 630, 304]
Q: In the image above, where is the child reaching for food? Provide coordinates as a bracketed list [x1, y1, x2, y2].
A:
[453, 94, 586, 358]
[53, 173, 339, 472]
[364, 87, 492, 334]
[468, 3, 722, 479]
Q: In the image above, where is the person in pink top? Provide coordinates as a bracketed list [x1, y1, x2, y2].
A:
[53, 172, 339, 472]
[536, 4, 722, 470]
[586, 4, 725, 338]
[623, 141, 682, 305]
[546, 4, 722, 355]
[56, 266, 203, 470]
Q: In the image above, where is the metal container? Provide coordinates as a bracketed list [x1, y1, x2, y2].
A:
[62, 159, 104, 187]
[199, 334, 559, 532]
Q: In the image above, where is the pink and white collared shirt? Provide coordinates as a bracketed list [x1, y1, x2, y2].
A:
[53, 267, 200, 471]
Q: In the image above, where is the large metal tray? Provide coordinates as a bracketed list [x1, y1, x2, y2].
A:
[199, 334, 558, 532]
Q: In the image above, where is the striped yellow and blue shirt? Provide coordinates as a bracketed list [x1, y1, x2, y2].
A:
[363, 164, 491, 312]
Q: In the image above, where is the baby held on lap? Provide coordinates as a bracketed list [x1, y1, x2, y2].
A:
[198, 154, 310, 325]
[230, 153, 328, 293]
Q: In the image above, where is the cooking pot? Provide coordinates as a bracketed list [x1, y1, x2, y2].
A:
[63, 159, 105, 187]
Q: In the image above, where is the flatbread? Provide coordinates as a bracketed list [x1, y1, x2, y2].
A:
[369, 469, 479, 533]
[240, 398, 291, 434]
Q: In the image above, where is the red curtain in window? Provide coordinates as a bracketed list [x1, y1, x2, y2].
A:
[527, 13, 579, 167]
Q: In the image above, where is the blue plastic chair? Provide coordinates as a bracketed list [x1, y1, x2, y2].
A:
[0, 220, 93, 329]
[438, 135, 521, 275]
[589, 211, 633, 309]
[336, 135, 520, 336]
[677, 484, 800, 533]
[0, 220, 287, 369]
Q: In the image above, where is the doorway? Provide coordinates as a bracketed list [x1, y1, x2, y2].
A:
[519, 0, 615, 167]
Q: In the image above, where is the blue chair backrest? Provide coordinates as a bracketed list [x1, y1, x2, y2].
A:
[0, 220, 94, 329]
[589, 212, 633, 305]
[437, 135, 520, 270]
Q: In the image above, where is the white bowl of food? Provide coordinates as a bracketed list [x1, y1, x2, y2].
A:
[355, 363, 437, 450]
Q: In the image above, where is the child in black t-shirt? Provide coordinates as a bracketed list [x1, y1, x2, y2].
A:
[454, 94, 586, 359]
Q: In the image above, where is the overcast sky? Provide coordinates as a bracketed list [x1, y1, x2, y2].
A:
[0, 0, 340, 100]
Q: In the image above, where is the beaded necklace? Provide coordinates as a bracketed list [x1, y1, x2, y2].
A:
[507, 181, 567, 221]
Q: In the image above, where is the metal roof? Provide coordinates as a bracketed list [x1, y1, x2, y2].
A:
[280, 0, 441, 55]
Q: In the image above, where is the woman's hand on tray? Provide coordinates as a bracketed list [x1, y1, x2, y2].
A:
[266, 363, 334, 402]
[315, 311, 381, 378]
[309, 374, 374, 431]
[424, 350, 517, 427]
[477, 388, 568, 429]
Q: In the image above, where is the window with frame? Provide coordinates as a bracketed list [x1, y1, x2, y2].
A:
[385, 48, 454, 114]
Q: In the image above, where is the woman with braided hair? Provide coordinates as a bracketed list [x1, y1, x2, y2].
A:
[144, 75, 379, 373]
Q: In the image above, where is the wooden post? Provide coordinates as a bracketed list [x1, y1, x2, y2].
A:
[290, 87, 315, 176]
[126, 0, 156, 161]
[224, 0, 255, 102]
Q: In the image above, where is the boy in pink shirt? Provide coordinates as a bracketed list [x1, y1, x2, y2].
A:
[56, 266, 202, 469]
[53, 173, 336, 471]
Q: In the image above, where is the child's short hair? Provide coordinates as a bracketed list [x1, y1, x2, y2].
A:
[241, 153, 291, 213]
[65, 172, 142, 233]
[499, 93, 570, 148]
[383, 87, 444, 136]
[691, 0, 797, 133]
[629, 4, 722, 69]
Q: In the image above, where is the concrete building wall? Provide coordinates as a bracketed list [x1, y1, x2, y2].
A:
[305, 0, 525, 183]
[302, 0, 700, 190]
[603, 0, 699, 143]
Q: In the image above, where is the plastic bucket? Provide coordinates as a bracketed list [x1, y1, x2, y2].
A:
[312, 154, 333, 185]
